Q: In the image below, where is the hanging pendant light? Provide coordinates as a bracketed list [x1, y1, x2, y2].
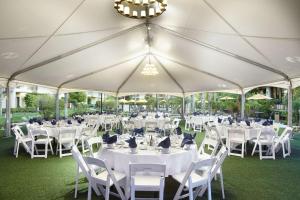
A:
[114, 0, 167, 19]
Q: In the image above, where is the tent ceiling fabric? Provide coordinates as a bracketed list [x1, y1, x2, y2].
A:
[0, 0, 299, 96]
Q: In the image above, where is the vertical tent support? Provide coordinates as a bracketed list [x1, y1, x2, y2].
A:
[116, 96, 119, 115]
[191, 95, 195, 113]
[288, 85, 293, 127]
[156, 94, 158, 112]
[100, 93, 103, 114]
[241, 91, 245, 119]
[64, 93, 68, 118]
[0, 87, 2, 117]
[55, 89, 60, 121]
[5, 83, 11, 137]
[182, 95, 185, 117]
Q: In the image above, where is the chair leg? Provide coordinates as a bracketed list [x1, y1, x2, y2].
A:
[75, 165, 79, 198]
[241, 143, 244, 158]
[88, 182, 92, 200]
[131, 178, 135, 200]
[49, 141, 54, 155]
[259, 144, 262, 160]
[251, 142, 258, 156]
[220, 168, 225, 199]
[207, 180, 212, 200]
[16, 142, 20, 158]
[59, 143, 62, 158]
[189, 186, 193, 200]
[13, 140, 17, 155]
[105, 184, 110, 200]
[45, 143, 48, 158]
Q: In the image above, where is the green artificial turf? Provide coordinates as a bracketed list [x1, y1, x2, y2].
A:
[0, 132, 300, 200]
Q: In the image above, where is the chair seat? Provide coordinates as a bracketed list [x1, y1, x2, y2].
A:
[59, 138, 75, 143]
[229, 138, 245, 143]
[173, 171, 208, 188]
[20, 137, 32, 143]
[35, 138, 51, 144]
[133, 175, 162, 190]
[92, 170, 126, 187]
[258, 140, 273, 145]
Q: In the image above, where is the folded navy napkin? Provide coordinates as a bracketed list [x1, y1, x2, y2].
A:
[125, 137, 137, 148]
[228, 117, 234, 125]
[29, 119, 34, 124]
[37, 119, 43, 125]
[133, 128, 144, 136]
[262, 120, 270, 126]
[102, 131, 110, 143]
[51, 119, 57, 125]
[175, 127, 182, 135]
[183, 132, 196, 140]
[115, 128, 122, 135]
[67, 119, 72, 125]
[218, 118, 222, 123]
[158, 136, 171, 149]
[155, 114, 160, 118]
[130, 113, 138, 118]
[245, 120, 251, 126]
[106, 135, 117, 144]
[181, 133, 196, 147]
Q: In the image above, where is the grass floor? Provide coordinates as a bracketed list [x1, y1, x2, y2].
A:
[0, 132, 300, 200]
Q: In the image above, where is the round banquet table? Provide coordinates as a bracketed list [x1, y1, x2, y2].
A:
[97, 145, 199, 198]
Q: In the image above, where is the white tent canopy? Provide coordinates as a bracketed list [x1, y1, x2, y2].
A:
[0, 0, 299, 134]
[0, 0, 299, 96]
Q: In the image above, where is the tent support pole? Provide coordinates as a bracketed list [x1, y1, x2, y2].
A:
[288, 85, 293, 127]
[64, 93, 68, 118]
[100, 93, 103, 114]
[55, 89, 60, 121]
[0, 87, 3, 117]
[182, 95, 185, 118]
[116, 96, 119, 115]
[5, 82, 11, 137]
[241, 91, 245, 119]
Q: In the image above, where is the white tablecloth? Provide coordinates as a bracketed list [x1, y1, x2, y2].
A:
[97, 145, 198, 198]
[42, 125, 84, 139]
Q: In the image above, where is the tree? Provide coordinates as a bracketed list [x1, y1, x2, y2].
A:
[69, 92, 87, 106]
[24, 93, 38, 108]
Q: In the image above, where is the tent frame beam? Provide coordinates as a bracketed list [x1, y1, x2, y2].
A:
[116, 56, 147, 95]
[153, 55, 185, 94]
[8, 23, 146, 83]
[153, 53, 243, 90]
[202, 0, 290, 81]
[151, 23, 289, 81]
[58, 54, 146, 88]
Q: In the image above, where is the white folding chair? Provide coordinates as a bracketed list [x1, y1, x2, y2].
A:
[86, 137, 103, 158]
[30, 128, 54, 159]
[173, 158, 216, 200]
[227, 128, 246, 158]
[78, 123, 100, 153]
[72, 146, 126, 200]
[74, 137, 103, 198]
[129, 163, 166, 200]
[198, 136, 220, 159]
[197, 146, 228, 200]
[251, 129, 276, 160]
[274, 126, 293, 158]
[11, 126, 32, 158]
[57, 127, 76, 158]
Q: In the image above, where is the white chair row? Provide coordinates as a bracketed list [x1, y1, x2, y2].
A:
[12, 126, 54, 159]
[251, 126, 293, 160]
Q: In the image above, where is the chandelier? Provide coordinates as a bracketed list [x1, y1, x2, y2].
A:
[141, 56, 159, 76]
[114, 0, 167, 19]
